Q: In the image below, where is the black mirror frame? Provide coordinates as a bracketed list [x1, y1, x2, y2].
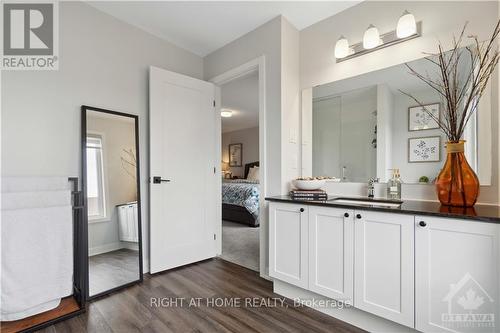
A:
[81, 105, 143, 301]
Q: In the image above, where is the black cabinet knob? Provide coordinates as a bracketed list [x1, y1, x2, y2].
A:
[344, 213, 350, 218]
[419, 221, 427, 227]
[300, 208, 305, 213]
[356, 214, 362, 219]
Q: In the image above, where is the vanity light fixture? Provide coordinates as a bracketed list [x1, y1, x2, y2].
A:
[363, 25, 381, 49]
[334, 14, 422, 63]
[397, 10, 417, 38]
[221, 109, 233, 118]
[334, 36, 351, 59]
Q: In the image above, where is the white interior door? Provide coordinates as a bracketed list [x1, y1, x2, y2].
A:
[149, 66, 217, 274]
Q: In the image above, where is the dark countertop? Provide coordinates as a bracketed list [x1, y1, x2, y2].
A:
[265, 195, 500, 224]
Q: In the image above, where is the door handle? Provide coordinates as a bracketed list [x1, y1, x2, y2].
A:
[152, 176, 171, 184]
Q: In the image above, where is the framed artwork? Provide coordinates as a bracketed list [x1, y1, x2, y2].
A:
[408, 136, 441, 163]
[229, 143, 242, 167]
[408, 103, 440, 131]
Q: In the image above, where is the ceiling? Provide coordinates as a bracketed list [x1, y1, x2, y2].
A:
[221, 71, 259, 133]
[88, 1, 360, 57]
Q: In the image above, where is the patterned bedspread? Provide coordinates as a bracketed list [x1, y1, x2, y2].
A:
[222, 179, 260, 218]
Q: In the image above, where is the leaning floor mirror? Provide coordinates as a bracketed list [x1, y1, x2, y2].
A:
[82, 105, 143, 299]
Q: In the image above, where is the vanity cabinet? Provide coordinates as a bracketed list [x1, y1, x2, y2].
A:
[308, 206, 354, 304]
[269, 202, 308, 288]
[415, 216, 499, 333]
[268, 200, 500, 332]
[354, 211, 415, 327]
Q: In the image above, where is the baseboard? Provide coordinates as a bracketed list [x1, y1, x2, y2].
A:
[273, 280, 417, 333]
[121, 241, 139, 251]
[89, 242, 123, 256]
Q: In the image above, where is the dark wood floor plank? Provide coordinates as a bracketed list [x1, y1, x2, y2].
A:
[39, 258, 365, 333]
[1, 297, 81, 333]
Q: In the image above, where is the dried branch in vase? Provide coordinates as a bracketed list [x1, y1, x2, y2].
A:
[121, 148, 137, 179]
[399, 20, 500, 142]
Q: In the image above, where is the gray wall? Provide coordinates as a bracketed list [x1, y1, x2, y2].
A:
[1, 2, 204, 271]
[222, 127, 259, 178]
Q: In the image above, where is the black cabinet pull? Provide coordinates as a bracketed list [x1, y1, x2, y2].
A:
[299, 208, 305, 213]
[356, 214, 362, 219]
[344, 213, 350, 218]
[419, 221, 427, 227]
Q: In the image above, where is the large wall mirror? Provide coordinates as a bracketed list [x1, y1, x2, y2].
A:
[302, 50, 492, 185]
[82, 105, 142, 299]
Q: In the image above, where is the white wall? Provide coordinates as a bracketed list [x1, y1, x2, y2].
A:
[377, 84, 394, 182]
[300, 1, 499, 204]
[222, 127, 259, 178]
[392, 89, 448, 184]
[204, 16, 282, 278]
[204, 17, 282, 196]
[204, 16, 301, 277]
[87, 114, 137, 254]
[280, 18, 301, 193]
[1, 2, 204, 272]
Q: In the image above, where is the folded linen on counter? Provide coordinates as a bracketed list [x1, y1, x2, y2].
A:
[1, 177, 70, 193]
[1, 190, 71, 210]
[1, 205, 73, 321]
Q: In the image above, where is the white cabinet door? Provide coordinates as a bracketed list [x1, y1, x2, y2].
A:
[308, 206, 354, 304]
[118, 205, 128, 241]
[354, 210, 415, 327]
[415, 216, 499, 333]
[269, 202, 308, 289]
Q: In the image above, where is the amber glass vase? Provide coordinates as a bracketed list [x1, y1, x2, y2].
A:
[436, 141, 480, 207]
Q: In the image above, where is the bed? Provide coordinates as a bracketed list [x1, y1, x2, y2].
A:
[222, 162, 260, 227]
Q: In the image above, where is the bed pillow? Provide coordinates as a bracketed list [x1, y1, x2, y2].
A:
[247, 166, 260, 181]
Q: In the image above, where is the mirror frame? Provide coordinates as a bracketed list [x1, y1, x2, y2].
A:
[81, 105, 143, 301]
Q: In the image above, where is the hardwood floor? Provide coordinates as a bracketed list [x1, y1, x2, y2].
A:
[39, 259, 365, 333]
[1, 297, 81, 333]
[89, 248, 140, 297]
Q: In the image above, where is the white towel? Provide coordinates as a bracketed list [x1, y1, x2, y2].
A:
[0, 205, 73, 321]
[1, 190, 71, 210]
[1, 177, 70, 193]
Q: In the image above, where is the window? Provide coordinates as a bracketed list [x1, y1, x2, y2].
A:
[87, 135, 107, 221]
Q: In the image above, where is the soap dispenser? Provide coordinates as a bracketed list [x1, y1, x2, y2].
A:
[387, 169, 402, 200]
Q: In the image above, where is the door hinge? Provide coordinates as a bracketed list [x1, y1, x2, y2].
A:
[213, 100, 216, 107]
[214, 234, 216, 240]
[214, 167, 216, 174]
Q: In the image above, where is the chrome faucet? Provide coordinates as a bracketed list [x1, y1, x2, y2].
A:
[367, 177, 379, 198]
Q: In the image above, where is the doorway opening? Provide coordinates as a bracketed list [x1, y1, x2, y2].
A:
[219, 71, 260, 271]
[210, 56, 266, 276]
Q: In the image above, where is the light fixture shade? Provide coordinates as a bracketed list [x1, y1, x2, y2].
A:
[397, 10, 417, 38]
[334, 36, 350, 59]
[363, 25, 381, 49]
[221, 109, 232, 118]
